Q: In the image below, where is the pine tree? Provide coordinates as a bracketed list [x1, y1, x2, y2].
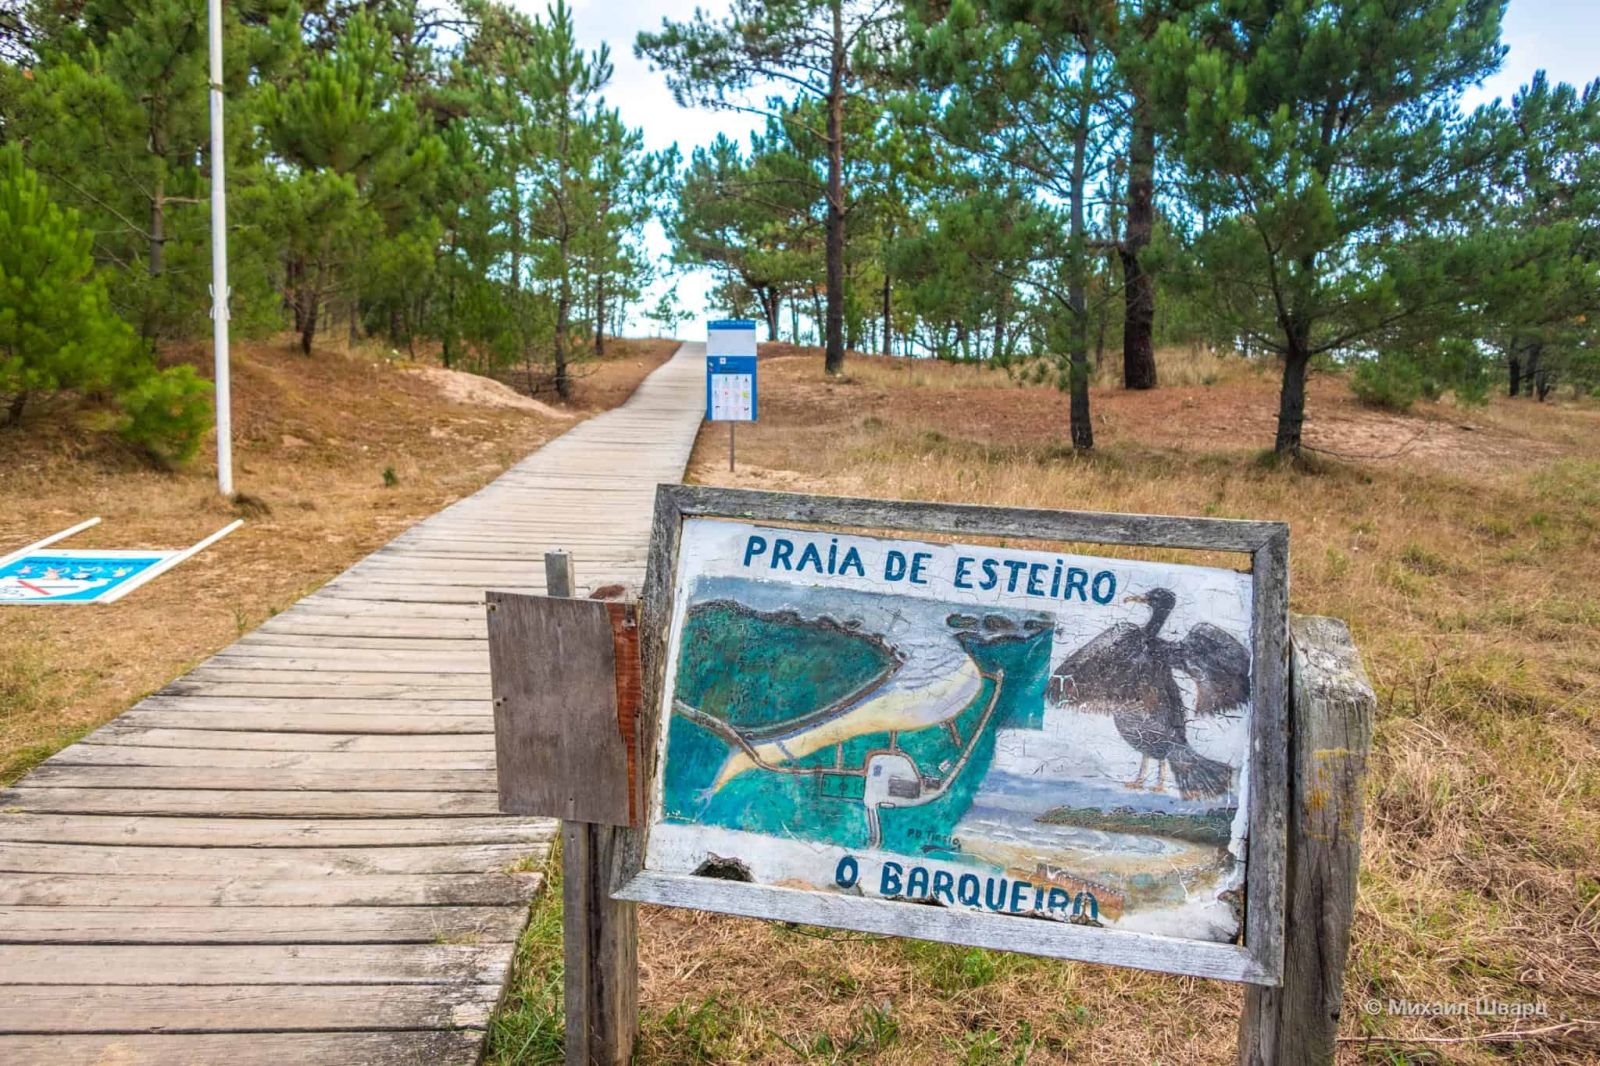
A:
[638, 0, 900, 375]
[1152, 0, 1506, 455]
[0, 146, 209, 459]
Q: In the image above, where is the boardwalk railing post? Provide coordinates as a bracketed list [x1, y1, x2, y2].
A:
[543, 552, 640, 1066]
[1239, 615, 1376, 1065]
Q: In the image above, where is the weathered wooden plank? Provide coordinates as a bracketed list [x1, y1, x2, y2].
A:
[48, 743, 497, 770]
[0, 842, 544, 877]
[0, 906, 526, 945]
[0, 871, 541, 907]
[207, 654, 488, 674]
[79, 729, 496, 752]
[180, 668, 492, 688]
[133, 695, 488, 714]
[111, 711, 490, 735]
[0, 983, 504, 1033]
[1239, 616, 1376, 1065]
[0, 788, 505, 817]
[0, 815, 551, 847]
[0, 944, 511, 986]
[487, 592, 633, 826]
[19, 765, 497, 793]
[0, 1031, 484, 1066]
[231, 634, 487, 653]
[158, 681, 489, 700]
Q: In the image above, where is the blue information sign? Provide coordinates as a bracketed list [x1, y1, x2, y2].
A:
[706, 319, 758, 423]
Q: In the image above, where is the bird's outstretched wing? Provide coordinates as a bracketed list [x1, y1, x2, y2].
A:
[1171, 622, 1250, 715]
[1046, 623, 1145, 714]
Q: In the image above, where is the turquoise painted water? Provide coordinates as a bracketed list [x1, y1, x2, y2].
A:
[661, 584, 1054, 861]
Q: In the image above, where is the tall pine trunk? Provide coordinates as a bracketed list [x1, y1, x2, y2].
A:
[1067, 55, 1094, 451]
[555, 234, 571, 401]
[881, 272, 893, 356]
[822, 0, 846, 375]
[1120, 96, 1157, 390]
[762, 287, 779, 340]
[594, 273, 606, 356]
[1274, 324, 1312, 455]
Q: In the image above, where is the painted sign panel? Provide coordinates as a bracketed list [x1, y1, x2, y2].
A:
[705, 355, 756, 422]
[644, 518, 1256, 947]
[0, 551, 173, 604]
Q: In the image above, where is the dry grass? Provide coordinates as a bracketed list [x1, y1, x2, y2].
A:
[598, 347, 1597, 1063]
[0, 334, 677, 785]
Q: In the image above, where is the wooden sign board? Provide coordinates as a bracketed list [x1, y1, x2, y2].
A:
[617, 486, 1289, 986]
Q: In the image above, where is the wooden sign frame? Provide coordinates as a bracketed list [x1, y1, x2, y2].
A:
[613, 485, 1290, 986]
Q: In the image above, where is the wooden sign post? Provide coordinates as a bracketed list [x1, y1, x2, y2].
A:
[487, 553, 640, 1066]
[486, 491, 1374, 1065]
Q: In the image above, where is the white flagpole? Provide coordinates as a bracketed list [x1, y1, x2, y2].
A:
[208, 0, 233, 497]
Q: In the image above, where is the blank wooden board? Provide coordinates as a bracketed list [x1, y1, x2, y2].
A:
[487, 593, 635, 826]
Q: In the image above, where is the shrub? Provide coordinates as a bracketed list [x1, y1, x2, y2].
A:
[0, 145, 210, 460]
[116, 364, 212, 464]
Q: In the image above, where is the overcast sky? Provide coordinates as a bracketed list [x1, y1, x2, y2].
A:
[517, 0, 1600, 336]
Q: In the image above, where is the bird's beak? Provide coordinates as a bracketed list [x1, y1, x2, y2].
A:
[1124, 593, 1148, 605]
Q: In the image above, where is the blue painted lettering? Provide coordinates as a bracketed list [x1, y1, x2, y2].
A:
[742, 536, 768, 566]
[797, 541, 824, 573]
[880, 861, 904, 896]
[906, 866, 930, 899]
[834, 855, 859, 890]
[931, 870, 955, 904]
[1027, 562, 1048, 596]
[909, 552, 932, 585]
[957, 874, 981, 907]
[771, 538, 795, 570]
[1091, 571, 1117, 604]
[979, 559, 999, 591]
[953, 557, 975, 590]
[839, 546, 865, 576]
[884, 551, 907, 581]
[1063, 567, 1089, 601]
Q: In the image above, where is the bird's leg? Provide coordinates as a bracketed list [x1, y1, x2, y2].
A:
[1153, 760, 1167, 793]
[1126, 755, 1151, 790]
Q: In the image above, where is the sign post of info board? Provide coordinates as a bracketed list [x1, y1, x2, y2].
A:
[705, 320, 757, 471]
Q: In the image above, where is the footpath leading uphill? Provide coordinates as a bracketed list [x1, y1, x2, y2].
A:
[0, 343, 706, 1065]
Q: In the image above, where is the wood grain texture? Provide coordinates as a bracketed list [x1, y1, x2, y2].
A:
[0, 1031, 485, 1066]
[0, 344, 704, 1063]
[1239, 615, 1376, 1066]
[487, 594, 632, 826]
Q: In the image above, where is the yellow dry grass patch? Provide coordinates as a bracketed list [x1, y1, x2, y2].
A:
[615, 350, 1598, 1063]
[0, 335, 677, 785]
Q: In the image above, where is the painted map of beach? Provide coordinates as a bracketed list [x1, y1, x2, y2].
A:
[644, 519, 1254, 943]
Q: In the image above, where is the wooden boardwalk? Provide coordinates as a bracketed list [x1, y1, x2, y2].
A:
[0, 344, 707, 1065]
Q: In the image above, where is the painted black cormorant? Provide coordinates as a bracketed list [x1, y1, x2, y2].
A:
[1045, 588, 1250, 799]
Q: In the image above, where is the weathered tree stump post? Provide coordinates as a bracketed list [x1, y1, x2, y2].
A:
[1239, 615, 1376, 1065]
[486, 553, 639, 1066]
